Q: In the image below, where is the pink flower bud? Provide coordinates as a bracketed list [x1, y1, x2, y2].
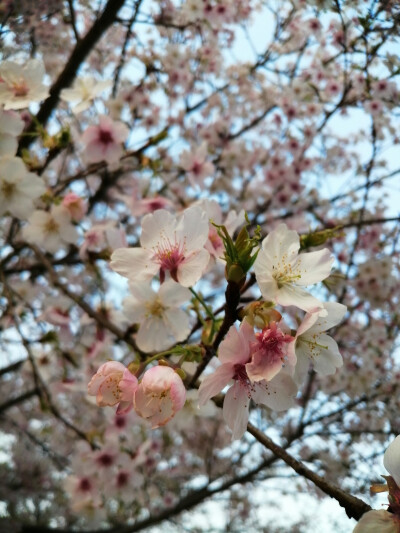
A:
[62, 192, 87, 222]
[134, 366, 186, 428]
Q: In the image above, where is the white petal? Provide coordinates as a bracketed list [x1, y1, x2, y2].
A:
[158, 280, 191, 306]
[110, 248, 158, 280]
[301, 333, 343, 376]
[164, 308, 191, 342]
[294, 248, 334, 286]
[276, 284, 324, 312]
[308, 301, 347, 333]
[223, 382, 250, 440]
[177, 206, 209, 251]
[251, 373, 297, 411]
[198, 364, 234, 405]
[384, 435, 400, 487]
[136, 317, 172, 352]
[176, 249, 210, 287]
[140, 209, 177, 248]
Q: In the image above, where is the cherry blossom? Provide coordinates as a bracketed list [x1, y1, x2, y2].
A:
[134, 366, 186, 428]
[288, 302, 347, 384]
[0, 156, 46, 219]
[246, 322, 294, 382]
[22, 205, 79, 253]
[123, 280, 192, 353]
[199, 321, 297, 439]
[110, 206, 210, 287]
[254, 224, 334, 312]
[60, 76, 111, 113]
[0, 58, 49, 109]
[180, 143, 215, 188]
[81, 114, 129, 164]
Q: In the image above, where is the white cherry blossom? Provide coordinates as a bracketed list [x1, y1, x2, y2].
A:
[60, 76, 112, 113]
[22, 205, 79, 253]
[254, 224, 334, 312]
[0, 156, 46, 218]
[288, 301, 347, 384]
[0, 59, 49, 110]
[123, 280, 192, 353]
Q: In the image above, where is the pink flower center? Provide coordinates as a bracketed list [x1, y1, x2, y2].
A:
[98, 128, 114, 145]
[153, 238, 185, 283]
[116, 471, 129, 488]
[191, 160, 203, 175]
[78, 477, 92, 492]
[252, 322, 293, 364]
[232, 363, 249, 385]
[97, 453, 114, 467]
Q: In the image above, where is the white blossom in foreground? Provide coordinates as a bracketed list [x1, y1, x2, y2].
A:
[22, 205, 79, 253]
[288, 301, 347, 384]
[0, 156, 46, 218]
[0, 108, 24, 155]
[60, 76, 112, 113]
[353, 510, 400, 533]
[254, 224, 334, 312]
[0, 59, 49, 110]
[199, 321, 297, 440]
[111, 206, 210, 287]
[123, 280, 192, 353]
[81, 114, 129, 164]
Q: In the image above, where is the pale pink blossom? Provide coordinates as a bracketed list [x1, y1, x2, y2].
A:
[254, 224, 334, 312]
[81, 115, 129, 164]
[123, 280, 192, 353]
[0, 58, 49, 110]
[62, 192, 87, 222]
[288, 302, 347, 384]
[88, 361, 138, 414]
[180, 143, 215, 187]
[79, 222, 127, 260]
[134, 366, 186, 428]
[130, 196, 174, 217]
[199, 321, 297, 440]
[63, 474, 102, 513]
[110, 206, 210, 287]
